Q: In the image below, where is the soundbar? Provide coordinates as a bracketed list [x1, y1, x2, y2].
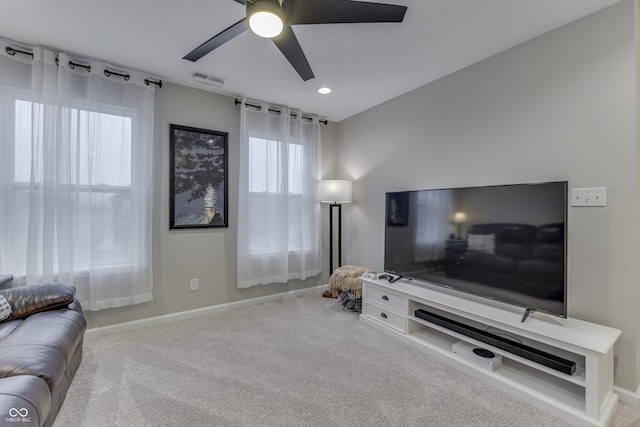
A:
[414, 309, 576, 375]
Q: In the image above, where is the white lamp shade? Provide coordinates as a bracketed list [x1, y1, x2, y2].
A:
[319, 180, 352, 204]
[453, 212, 467, 223]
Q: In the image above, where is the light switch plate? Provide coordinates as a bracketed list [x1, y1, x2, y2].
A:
[570, 187, 607, 207]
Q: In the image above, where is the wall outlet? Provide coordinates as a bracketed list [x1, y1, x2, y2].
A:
[190, 278, 199, 291]
[570, 187, 607, 207]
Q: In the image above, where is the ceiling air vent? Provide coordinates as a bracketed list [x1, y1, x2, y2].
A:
[192, 71, 224, 87]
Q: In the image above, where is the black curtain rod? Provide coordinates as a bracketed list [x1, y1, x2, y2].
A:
[5, 46, 32, 57]
[5, 46, 162, 88]
[235, 98, 328, 125]
[144, 78, 162, 88]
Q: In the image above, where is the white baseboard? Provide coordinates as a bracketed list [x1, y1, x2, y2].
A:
[615, 384, 640, 408]
[85, 284, 327, 338]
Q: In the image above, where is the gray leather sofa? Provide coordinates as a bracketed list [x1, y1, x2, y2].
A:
[0, 283, 86, 427]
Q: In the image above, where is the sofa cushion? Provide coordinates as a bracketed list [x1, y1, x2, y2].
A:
[0, 284, 75, 321]
[0, 319, 21, 340]
[0, 309, 86, 391]
[496, 241, 533, 259]
[531, 223, 564, 261]
[536, 223, 564, 243]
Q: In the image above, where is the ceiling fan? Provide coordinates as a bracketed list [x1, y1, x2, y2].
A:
[183, 0, 408, 81]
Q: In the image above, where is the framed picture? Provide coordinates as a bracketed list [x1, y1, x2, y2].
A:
[386, 192, 409, 226]
[170, 124, 228, 229]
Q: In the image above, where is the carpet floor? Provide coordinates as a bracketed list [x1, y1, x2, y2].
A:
[55, 290, 640, 426]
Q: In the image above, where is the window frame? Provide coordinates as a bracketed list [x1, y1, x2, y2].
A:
[246, 133, 312, 255]
[3, 89, 142, 275]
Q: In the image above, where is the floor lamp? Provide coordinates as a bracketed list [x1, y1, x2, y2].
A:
[319, 180, 352, 275]
[453, 212, 466, 239]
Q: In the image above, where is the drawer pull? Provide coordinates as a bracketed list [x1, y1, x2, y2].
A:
[380, 313, 388, 319]
[382, 295, 389, 301]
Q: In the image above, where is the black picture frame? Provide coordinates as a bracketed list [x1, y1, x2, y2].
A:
[169, 124, 228, 229]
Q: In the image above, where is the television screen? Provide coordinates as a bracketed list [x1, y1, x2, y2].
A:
[384, 181, 568, 317]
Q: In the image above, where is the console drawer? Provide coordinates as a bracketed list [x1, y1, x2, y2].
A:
[366, 284, 407, 313]
[364, 302, 406, 332]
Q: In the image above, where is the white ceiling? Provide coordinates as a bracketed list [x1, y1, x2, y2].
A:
[0, 0, 623, 122]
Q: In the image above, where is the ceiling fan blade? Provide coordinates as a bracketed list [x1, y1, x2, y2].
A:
[232, 0, 247, 4]
[287, 0, 407, 25]
[183, 18, 250, 62]
[271, 27, 315, 81]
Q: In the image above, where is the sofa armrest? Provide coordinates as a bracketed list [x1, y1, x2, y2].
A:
[66, 299, 83, 315]
[0, 375, 51, 427]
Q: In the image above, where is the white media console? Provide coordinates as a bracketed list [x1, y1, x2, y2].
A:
[360, 277, 621, 427]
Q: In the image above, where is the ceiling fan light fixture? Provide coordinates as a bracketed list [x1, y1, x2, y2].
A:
[247, 1, 285, 39]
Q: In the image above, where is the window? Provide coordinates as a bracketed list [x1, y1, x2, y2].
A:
[237, 101, 322, 288]
[247, 136, 306, 253]
[9, 99, 136, 273]
[414, 190, 452, 262]
[0, 44, 155, 310]
[248, 136, 303, 194]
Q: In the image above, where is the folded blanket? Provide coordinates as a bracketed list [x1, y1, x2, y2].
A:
[329, 265, 373, 298]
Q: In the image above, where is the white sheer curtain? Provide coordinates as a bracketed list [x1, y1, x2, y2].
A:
[237, 99, 322, 288]
[414, 190, 452, 262]
[0, 40, 155, 310]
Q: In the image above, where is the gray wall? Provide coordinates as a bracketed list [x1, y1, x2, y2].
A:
[335, 1, 640, 390]
[85, 84, 337, 328]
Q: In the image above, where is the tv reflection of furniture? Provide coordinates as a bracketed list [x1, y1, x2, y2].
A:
[444, 223, 564, 301]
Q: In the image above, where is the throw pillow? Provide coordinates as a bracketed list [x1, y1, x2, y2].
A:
[0, 283, 75, 320]
[467, 234, 496, 254]
[0, 296, 12, 321]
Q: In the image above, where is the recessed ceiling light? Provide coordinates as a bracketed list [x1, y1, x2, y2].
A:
[318, 87, 331, 95]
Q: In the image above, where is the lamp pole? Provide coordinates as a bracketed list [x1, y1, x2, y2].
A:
[319, 179, 352, 276]
[329, 203, 342, 274]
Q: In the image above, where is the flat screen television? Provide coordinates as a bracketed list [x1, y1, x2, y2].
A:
[384, 181, 568, 318]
